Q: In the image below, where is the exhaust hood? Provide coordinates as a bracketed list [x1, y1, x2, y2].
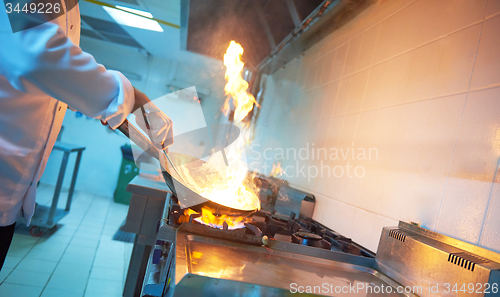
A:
[180, 0, 372, 74]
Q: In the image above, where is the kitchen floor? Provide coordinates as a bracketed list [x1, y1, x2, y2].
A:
[0, 183, 133, 297]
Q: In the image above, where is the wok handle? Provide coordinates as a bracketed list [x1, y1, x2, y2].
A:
[117, 119, 161, 161]
[118, 119, 180, 195]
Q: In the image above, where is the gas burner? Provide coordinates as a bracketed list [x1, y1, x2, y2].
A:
[292, 231, 332, 250]
[166, 200, 373, 256]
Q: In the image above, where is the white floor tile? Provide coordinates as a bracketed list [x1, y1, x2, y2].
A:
[30, 242, 66, 253]
[45, 273, 88, 294]
[36, 234, 72, 248]
[5, 185, 132, 296]
[59, 251, 95, 265]
[77, 224, 104, 232]
[101, 228, 116, 236]
[79, 220, 105, 228]
[0, 283, 43, 297]
[69, 238, 99, 249]
[4, 269, 51, 287]
[89, 267, 124, 282]
[84, 293, 122, 297]
[64, 245, 97, 256]
[73, 232, 101, 241]
[59, 217, 83, 225]
[0, 267, 12, 283]
[3, 256, 22, 269]
[6, 245, 32, 258]
[53, 263, 91, 278]
[92, 256, 125, 271]
[50, 225, 78, 236]
[25, 247, 64, 262]
[99, 235, 115, 242]
[95, 249, 123, 261]
[10, 234, 39, 247]
[96, 241, 124, 250]
[16, 258, 58, 274]
[41, 288, 84, 297]
[86, 278, 123, 295]
[59, 210, 84, 218]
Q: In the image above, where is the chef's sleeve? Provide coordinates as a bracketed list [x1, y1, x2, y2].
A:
[0, 18, 134, 129]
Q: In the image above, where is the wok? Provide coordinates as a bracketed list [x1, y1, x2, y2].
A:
[117, 119, 258, 217]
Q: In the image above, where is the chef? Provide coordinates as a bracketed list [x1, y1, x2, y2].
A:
[0, 1, 173, 270]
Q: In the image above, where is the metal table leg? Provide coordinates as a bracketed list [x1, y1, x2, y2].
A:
[65, 150, 82, 211]
[47, 151, 69, 226]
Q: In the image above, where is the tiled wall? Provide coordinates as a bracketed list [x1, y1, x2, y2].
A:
[251, 0, 500, 252]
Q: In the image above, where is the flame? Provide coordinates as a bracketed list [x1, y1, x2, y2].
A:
[270, 163, 283, 178]
[173, 41, 260, 213]
[222, 41, 258, 123]
[181, 206, 250, 230]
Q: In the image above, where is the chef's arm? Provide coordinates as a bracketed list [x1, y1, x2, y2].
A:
[0, 20, 133, 129]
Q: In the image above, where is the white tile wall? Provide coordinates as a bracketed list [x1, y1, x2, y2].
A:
[383, 52, 414, 106]
[479, 171, 500, 251]
[471, 14, 500, 89]
[433, 24, 482, 97]
[435, 86, 500, 243]
[485, 0, 500, 18]
[252, 0, 500, 252]
[372, 13, 399, 64]
[343, 35, 363, 77]
[356, 24, 380, 72]
[404, 40, 443, 103]
[330, 44, 348, 82]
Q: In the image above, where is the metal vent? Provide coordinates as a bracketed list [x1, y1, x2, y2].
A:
[80, 16, 144, 49]
[100, 32, 144, 49]
[388, 229, 406, 242]
[448, 253, 489, 272]
[81, 28, 104, 40]
[81, 16, 129, 36]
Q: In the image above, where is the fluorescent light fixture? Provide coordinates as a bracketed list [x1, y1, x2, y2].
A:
[103, 5, 163, 32]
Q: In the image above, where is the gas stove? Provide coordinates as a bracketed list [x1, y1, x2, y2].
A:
[139, 187, 408, 297]
[129, 177, 500, 297]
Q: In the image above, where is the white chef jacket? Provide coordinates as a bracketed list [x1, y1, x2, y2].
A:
[0, 1, 134, 226]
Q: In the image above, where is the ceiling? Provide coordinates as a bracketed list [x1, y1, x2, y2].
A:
[78, 0, 219, 66]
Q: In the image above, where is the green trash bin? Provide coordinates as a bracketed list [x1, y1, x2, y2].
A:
[114, 145, 139, 205]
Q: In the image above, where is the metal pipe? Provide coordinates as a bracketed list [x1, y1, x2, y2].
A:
[286, 0, 302, 27]
[253, 0, 277, 49]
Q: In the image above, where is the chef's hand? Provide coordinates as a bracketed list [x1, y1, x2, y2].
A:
[132, 88, 174, 151]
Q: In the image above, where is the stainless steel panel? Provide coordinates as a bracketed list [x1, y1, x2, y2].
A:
[140, 196, 167, 239]
[121, 193, 147, 234]
[173, 231, 416, 297]
[376, 223, 500, 297]
[123, 177, 171, 297]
